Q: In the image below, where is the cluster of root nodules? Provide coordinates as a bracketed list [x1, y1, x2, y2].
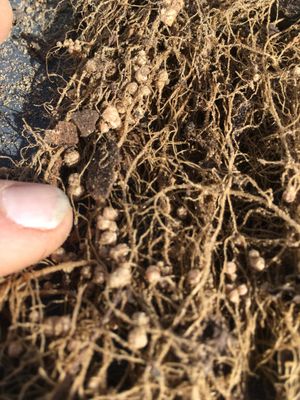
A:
[1, 0, 300, 399]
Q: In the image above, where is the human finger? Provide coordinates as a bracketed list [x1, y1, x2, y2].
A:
[0, 0, 13, 44]
[0, 181, 73, 276]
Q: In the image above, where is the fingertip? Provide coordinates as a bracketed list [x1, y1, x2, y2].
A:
[0, 182, 74, 276]
[0, 0, 13, 44]
[35, 206, 74, 265]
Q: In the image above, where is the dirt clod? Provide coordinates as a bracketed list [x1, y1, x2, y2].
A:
[71, 109, 100, 137]
[86, 138, 119, 201]
[44, 121, 79, 146]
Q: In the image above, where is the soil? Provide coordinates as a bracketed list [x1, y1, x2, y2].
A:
[0, 0, 300, 399]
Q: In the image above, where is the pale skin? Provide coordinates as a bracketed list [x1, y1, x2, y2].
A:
[0, 0, 73, 276]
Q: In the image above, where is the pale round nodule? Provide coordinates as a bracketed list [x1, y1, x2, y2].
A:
[96, 216, 114, 231]
[139, 85, 151, 97]
[238, 284, 248, 296]
[44, 315, 71, 337]
[248, 249, 260, 259]
[102, 105, 122, 129]
[99, 231, 117, 246]
[282, 186, 297, 203]
[224, 261, 237, 275]
[126, 82, 138, 95]
[110, 243, 130, 262]
[132, 312, 150, 326]
[107, 267, 131, 288]
[135, 50, 147, 67]
[145, 266, 161, 284]
[187, 269, 201, 286]
[228, 288, 240, 304]
[50, 246, 66, 263]
[103, 207, 118, 221]
[128, 327, 148, 350]
[250, 256, 266, 271]
[135, 66, 150, 83]
[64, 149, 80, 167]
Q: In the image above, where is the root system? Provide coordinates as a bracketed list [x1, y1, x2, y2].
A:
[0, 0, 300, 399]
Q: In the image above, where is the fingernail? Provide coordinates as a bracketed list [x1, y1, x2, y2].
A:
[0, 183, 71, 230]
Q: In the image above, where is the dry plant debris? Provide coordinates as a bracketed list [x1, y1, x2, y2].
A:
[1, 0, 300, 399]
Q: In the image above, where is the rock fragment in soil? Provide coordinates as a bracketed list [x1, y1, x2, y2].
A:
[44, 121, 79, 146]
[71, 109, 100, 137]
[86, 138, 119, 201]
